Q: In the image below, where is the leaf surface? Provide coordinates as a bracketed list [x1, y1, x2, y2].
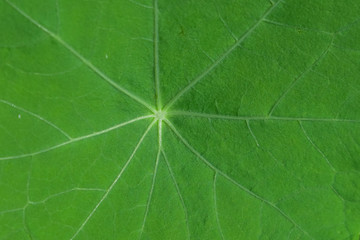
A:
[0, 0, 360, 239]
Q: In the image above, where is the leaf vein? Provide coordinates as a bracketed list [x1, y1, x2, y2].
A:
[5, 0, 156, 113]
[165, 119, 313, 239]
[0, 115, 154, 161]
[163, 0, 284, 110]
[169, 111, 360, 123]
[267, 35, 335, 116]
[298, 121, 336, 172]
[162, 150, 191, 240]
[0, 99, 72, 140]
[70, 120, 156, 240]
[213, 172, 225, 240]
[153, 0, 161, 109]
[139, 145, 161, 239]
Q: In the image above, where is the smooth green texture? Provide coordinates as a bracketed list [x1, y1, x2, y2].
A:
[0, 0, 359, 239]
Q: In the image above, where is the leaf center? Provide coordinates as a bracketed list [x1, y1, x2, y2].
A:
[155, 110, 166, 121]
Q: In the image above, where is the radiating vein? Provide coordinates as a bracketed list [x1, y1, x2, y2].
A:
[162, 150, 191, 240]
[298, 121, 336, 172]
[267, 35, 335, 116]
[5, 0, 156, 113]
[0, 99, 71, 140]
[139, 118, 163, 238]
[169, 111, 360, 123]
[70, 120, 156, 240]
[158, 119, 163, 147]
[0, 115, 154, 161]
[213, 173, 225, 240]
[139, 145, 161, 239]
[153, 0, 161, 109]
[165, 119, 313, 239]
[163, 0, 283, 110]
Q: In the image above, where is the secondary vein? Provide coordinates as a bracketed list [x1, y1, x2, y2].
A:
[0, 99, 71, 140]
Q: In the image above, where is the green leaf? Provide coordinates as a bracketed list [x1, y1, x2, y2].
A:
[1, 0, 360, 239]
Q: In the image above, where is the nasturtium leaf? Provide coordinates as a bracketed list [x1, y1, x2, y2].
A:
[0, 0, 360, 239]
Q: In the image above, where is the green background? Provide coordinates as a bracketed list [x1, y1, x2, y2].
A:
[0, 0, 360, 239]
